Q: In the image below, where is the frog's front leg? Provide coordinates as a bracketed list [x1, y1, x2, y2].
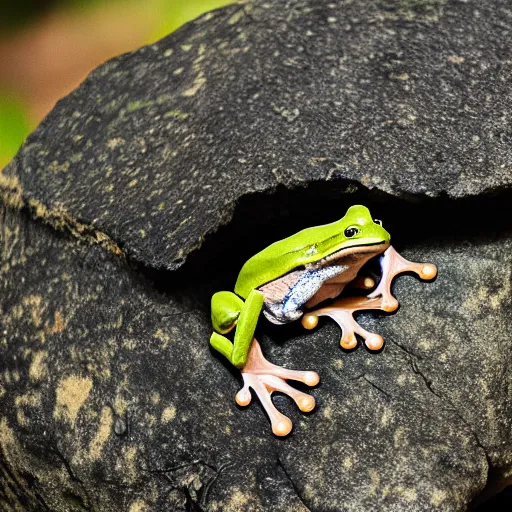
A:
[367, 246, 437, 310]
[303, 296, 387, 350]
[302, 246, 437, 350]
[210, 290, 319, 436]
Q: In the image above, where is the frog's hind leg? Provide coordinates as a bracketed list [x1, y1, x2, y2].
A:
[212, 331, 319, 436]
[210, 289, 264, 368]
[236, 340, 319, 436]
[211, 289, 319, 436]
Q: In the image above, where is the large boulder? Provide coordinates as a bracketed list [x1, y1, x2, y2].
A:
[1, 0, 511, 510]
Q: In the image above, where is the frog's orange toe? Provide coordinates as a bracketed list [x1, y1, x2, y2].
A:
[363, 276, 376, 289]
[303, 371, 320, 387]
[273, 417, 293, 436]
[421, 264, 437, 280]
[341, 334, 358, 350]
[297, 395, 316, 413]
[302, 314, 319, 330]
[382, 298, 399, 313]
[235, 387, 252, 406]
[365, 334, 384, 351]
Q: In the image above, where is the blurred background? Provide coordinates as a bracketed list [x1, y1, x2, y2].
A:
[0, 0, 232, 169]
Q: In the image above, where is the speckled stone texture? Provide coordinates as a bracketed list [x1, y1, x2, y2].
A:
[0, 0, 511, 510]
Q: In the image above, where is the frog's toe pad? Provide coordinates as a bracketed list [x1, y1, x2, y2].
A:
[235, 386, 252, 407]
[420, 263, 437, 280]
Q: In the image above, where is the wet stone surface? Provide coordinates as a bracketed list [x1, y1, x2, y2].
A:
[1, 0, 512, 510]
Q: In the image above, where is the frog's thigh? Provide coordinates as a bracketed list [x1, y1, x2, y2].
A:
[211, 291, 245, 334]
[232, 290, 264, 368]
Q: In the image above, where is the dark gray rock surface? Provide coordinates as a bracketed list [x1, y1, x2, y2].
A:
[1, 0, 511, 510]
[3, 0, 512, 269]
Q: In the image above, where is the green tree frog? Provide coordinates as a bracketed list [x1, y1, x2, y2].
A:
[210, 205, 437, 435]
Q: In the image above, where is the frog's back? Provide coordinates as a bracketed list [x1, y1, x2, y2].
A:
[234, 244, 297, 298]
[234, 206, 388, 298]
[234, 221, 343, 298]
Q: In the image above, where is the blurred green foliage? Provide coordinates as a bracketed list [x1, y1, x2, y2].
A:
[0, 94, 30, 169]
[150, 0, 232, 43]
[0, 0, 233, 170]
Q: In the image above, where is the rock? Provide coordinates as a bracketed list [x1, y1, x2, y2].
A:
[3, 0, 512, 270]
[1, 0, 511, 510]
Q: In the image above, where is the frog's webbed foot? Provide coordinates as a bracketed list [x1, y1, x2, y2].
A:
[235, 340, 319, 436]
[367, 246, 437, 310]
[302, 296, 386, 350]
[302, 246, 437, 351]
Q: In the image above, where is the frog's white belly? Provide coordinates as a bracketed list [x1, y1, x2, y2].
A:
[258, 242, 389, 325]
[261, 265, 348, 324]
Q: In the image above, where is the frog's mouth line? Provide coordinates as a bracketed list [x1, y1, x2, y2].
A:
[312, 240, 390, 268]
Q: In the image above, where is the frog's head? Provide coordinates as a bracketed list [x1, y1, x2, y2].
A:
[235, 205, 390, 298]
[307, 204, 391, 262]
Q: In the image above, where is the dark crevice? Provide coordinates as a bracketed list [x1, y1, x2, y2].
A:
[388, 338, 423, 361]
[472, 479, 512, 510]
[199, 461, 234, 508]
[276, 455, 312, 512]
[3, 180, 512, 315]
[147, 458, 217, 475]
[362, 375, 393, 400]
[139, 182, 512, 310]
[394, 336, 484, 441]
[0, 444, 56, 512]
[32, 491, 52, 512]
[183, 485, 206, 512]
[469, 434, 512, 510]
[52, 445, 93, 511]
[0, 458, 26, 504]
[409, 359, 441, 402]
[20, 469, 52, 512]
[351, 372, 393, 400]
[147, 458, 233, 510]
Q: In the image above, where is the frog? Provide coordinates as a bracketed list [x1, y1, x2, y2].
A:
[210, 205, 437, 436]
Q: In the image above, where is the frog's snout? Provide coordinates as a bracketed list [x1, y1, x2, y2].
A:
[381, 223, 391, 243]
[376, 225, 391, 245]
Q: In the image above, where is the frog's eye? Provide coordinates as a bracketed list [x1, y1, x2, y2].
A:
[344, 226, 359, 238]
[374, 219, 382, 226]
